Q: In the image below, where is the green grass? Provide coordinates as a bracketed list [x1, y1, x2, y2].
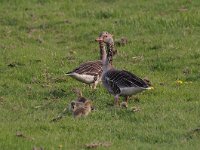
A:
[0, 0, 200, 149]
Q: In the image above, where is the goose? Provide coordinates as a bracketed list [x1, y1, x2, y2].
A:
[66, 32, 111, 89]
[95, 33, 152, 106]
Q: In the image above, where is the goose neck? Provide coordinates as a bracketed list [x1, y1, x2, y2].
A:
[102, 41, 114, 74]
[106, 42, 114, 65]
[99, 41, 105, 60]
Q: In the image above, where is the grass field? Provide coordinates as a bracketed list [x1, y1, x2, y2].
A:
[0, 0, 200, 149]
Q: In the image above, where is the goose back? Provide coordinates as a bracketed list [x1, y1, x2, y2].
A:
[102, 69, 149, 96]
[66, 60, 103, 84]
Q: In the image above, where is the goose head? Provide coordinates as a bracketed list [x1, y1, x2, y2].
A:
[96, 32, 115, 66]
[98, 31, 110, 39]
[95, 32, 113, 43]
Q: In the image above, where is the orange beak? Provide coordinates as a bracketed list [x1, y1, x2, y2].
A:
[95, 37, 103, 42]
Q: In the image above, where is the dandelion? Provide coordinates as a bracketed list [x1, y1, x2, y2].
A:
[176, 80, 183, 84]
[149, 87, 154, 90]
[58, 144, 63, 149]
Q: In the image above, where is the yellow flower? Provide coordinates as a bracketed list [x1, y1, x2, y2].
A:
[176, 80, 183, 84]
[148, 86, 154, 90]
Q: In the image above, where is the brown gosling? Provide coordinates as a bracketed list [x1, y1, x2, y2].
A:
[120, 101, 128, 108]
[72, 100, 92, 118]
[68, 88, 88, 112]
[69, 88, 93, 118]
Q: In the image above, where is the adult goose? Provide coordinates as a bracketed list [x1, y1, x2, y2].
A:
[66, 32, 110, 89]
[95, 33, 152, 105]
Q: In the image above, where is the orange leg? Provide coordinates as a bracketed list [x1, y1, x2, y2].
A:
[93, 81, 98, 89]
[125, 96, 129, 103]
[114, 95, 120, 106]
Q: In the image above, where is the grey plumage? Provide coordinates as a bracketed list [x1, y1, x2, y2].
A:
[66, 60, 102, 77]
[102, 69, 149, 96]
[96, 32, 151, 105]
[66, 32, 111, 88]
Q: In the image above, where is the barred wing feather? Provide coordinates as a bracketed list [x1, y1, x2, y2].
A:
[67, 60, 103, 76]
[103, 69, 149, 94]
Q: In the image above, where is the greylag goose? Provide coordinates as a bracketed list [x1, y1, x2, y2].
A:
[95, 33, 152, 105]
[66, 32, 110, 89]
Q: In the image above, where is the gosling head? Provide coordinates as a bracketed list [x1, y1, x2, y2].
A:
[72, 100, 93, 118]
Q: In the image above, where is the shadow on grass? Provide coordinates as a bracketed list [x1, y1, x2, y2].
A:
[49, 88, 68, 99]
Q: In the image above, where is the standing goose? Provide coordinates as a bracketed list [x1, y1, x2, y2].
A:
[95, 33, 152, 105]
[66, 32, 110, 89]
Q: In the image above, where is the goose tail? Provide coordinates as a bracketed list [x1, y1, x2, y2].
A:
[65, 71, 73, 75]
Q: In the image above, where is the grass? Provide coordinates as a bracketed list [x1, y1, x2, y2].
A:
[0, 0, 200, 149]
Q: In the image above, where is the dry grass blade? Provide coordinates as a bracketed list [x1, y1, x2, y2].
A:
[130, 106, 141, 112]
[72, 88, 82, 97]
[8, 62, 25, 67]
[184, 127, 200, 141]
[178, 7, 188, 12]
[16, 131, 34, 141]
[0, 97, 5, 105]
[115, 37, 128, 46]
[32, 146, 44, 150]
[191, 128, 200, 134]
[50, 107, 68, 122]
[51, 115, 63, 122]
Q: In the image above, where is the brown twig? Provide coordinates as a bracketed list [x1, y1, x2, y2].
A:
[85, 142, 112, 149]
[16, 131, 34, 141]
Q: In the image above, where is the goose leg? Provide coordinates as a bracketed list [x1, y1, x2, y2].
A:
[83, 83, 87, 90]
[125, 96, 129, 103]
[89, 84, 93, 89]
[93, 81, 98, 89]
[114, 95, 119, 106]
[92, 75, 99, 90]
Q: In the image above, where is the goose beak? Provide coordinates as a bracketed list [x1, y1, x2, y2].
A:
[95, 37, 103, 42]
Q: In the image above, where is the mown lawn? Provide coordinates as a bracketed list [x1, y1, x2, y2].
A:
[0, 0, 200, 149]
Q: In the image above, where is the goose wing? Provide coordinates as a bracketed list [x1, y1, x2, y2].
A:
[103, 69, 148, 94]
[67, 60, 103, 76]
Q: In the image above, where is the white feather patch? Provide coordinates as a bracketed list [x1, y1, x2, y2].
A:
[120, 87, 146, 96]
[68, 73, 95, 84]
